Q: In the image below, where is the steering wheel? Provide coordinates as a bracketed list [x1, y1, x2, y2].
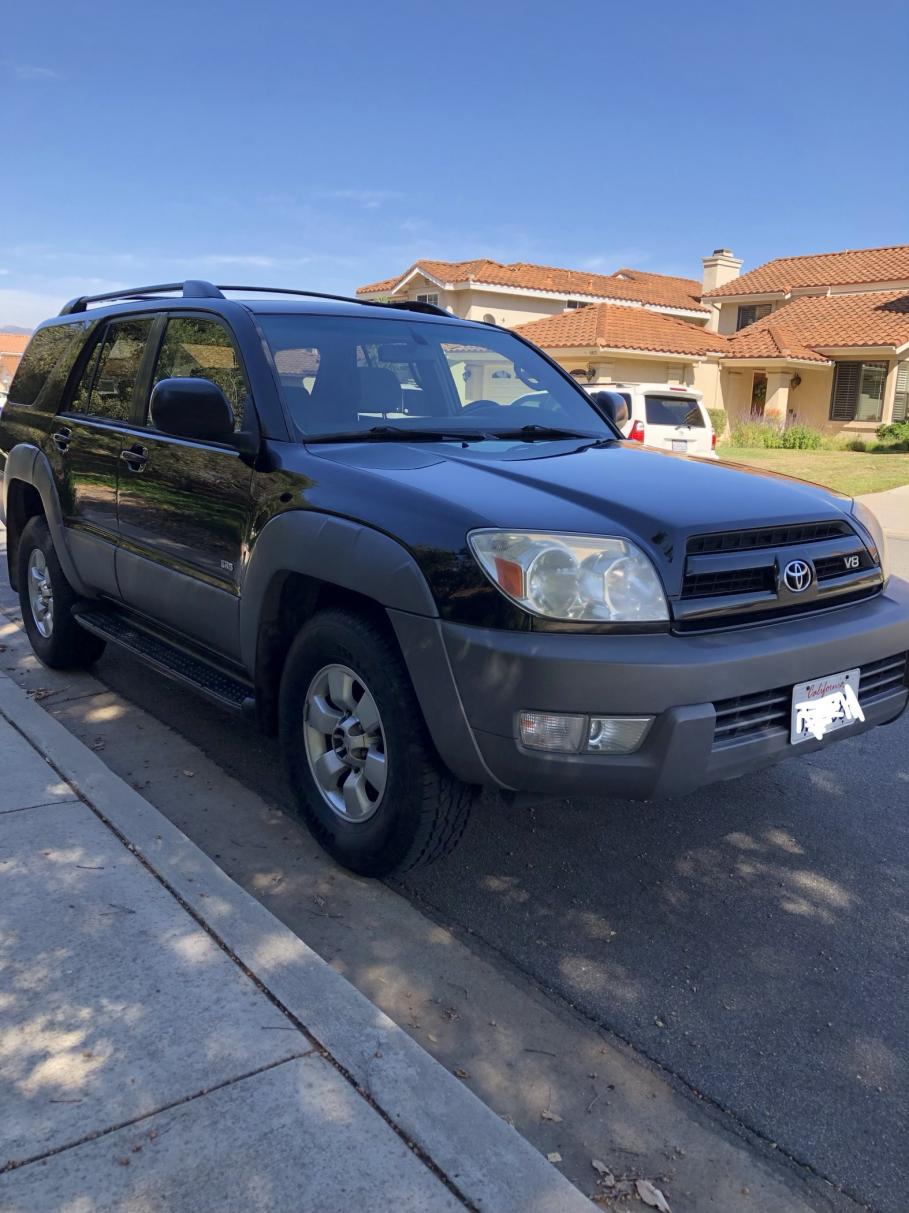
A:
[460, 399, 504, 416]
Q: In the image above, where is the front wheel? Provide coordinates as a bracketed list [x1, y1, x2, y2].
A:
[17, 516, 106, 669]
[279, 609, 474, 876]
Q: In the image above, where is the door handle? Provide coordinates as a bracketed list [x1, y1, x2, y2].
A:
[52, 428, 71, 452]
[120, 445, 148, 472]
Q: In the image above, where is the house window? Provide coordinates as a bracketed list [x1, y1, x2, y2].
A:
[893, 362, 908, 423]
[416, 293, 439, 307]
[565, 300, 589, 310]
[830, 361, 888, 423]
[736, 303, 772, 331]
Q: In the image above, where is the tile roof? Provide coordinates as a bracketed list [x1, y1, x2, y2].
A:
[0, 332, 30, 355]
[514, 303, 728, 357]
[358, 259, 708, 312]
[724, 291, 909, 360]
[704, 244, 909, 298]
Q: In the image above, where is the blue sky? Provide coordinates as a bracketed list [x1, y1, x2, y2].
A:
[3, 0, 907, 327]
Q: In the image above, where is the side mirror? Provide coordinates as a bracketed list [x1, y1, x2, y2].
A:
[592, 390, 629, 428]
[150, 377, 236, 443]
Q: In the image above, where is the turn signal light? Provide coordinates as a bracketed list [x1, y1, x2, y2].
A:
[628, 420, 645, 442]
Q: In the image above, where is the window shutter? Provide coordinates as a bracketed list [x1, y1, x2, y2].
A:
[830, 362, 860, 421]
[893, 362, 909, 424]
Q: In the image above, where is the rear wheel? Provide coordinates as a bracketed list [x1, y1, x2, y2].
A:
[279, 608, 474, 876]
[17, 516, 106, 669]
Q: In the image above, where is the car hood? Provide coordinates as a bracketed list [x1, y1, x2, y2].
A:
[310, 437, 852, 568]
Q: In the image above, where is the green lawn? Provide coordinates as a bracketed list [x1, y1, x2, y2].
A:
[718, 448, 909, 497]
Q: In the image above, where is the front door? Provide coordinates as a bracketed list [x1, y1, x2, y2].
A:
[750, 372, 767, 418]
[115, 314, 255, 659]
[51, 316, 155, 597]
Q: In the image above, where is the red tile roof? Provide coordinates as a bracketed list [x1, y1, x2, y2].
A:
[358, 259, 708, 312]
[724, 291, 909, 360]
[704, 244, 909, 298]
[514, 303, 728, 357]
[0, 332, 30, 354]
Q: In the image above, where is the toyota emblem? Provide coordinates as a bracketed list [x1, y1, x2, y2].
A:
[783, 559, 813, 593]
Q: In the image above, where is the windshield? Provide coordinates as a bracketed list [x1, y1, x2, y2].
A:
[258, 314, 612, 439]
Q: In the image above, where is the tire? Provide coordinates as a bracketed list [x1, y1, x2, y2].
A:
[17, 516, 106, 670]
[279, 608, 474, 876]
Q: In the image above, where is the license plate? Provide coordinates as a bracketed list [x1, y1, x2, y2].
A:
[790, 668, 864, 744]
[671, 439, 687, 452]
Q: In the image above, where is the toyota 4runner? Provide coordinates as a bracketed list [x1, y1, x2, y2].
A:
[1, 281, 907, 875]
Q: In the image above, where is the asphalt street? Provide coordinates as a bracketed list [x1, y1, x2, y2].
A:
[2, 536, 906, 1211]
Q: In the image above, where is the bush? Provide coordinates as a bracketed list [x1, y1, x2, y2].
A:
[779, 424, 823, 450]
[707, 409, 727, 440]
[876, 421, 909, 445]
[730, 420, 781, 448]
[845, 439, 867, 452]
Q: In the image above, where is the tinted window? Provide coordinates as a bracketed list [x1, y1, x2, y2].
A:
[73, 318, 153, 421]
[644, 395, 704, 427]
[8, 324, 82, 408]
[259, 314, 608, 438]
[152, 317, 247, 428]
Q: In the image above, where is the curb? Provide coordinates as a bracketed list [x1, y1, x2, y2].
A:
[0, 666, 594, 1213]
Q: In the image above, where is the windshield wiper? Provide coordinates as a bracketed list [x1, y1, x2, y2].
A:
[484, 424, 609, 442]
[305, 424, 492, 444]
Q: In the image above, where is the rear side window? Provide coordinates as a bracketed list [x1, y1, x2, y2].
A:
[644, 395, 704, 427]
[151, 317, 247, 428]
[8, 324, 82, 408]
[71, 318, 153, 421]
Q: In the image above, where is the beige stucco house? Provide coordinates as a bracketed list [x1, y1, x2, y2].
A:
[704, 245, 909, 434]
[356, 258, 725, 402]
[357, 244, 909, 436]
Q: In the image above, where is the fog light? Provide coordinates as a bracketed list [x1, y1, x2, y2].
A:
[518, 711, 585, 752]
[586, 716, 653, 754]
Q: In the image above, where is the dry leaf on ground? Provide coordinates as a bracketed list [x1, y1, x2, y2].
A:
[635, 1178, 671, 1211]
[546, 1152, 562, 1164]
[541, 1109, 562, 1122]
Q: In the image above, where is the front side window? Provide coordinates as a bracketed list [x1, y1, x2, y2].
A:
[259, 314, 611, 439]
[72, 318, 153, 421]
[830, 360, 888, 422]
[151, 317, 247, 429]
[736, 303, 772, 331]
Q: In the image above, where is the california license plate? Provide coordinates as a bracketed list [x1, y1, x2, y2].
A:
[671, 439, 687, 452]
[790, 668, 864, 744]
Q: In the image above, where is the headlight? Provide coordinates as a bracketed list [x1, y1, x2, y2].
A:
[468, 530, 668, 622]
[850, 501, 889, 583]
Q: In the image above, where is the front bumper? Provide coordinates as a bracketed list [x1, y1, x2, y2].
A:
[393, 577, 909, 798]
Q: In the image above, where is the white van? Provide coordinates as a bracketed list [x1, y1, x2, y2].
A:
[593, 382, 717, 458]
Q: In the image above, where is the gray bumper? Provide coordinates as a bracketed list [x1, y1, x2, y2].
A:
[390, 578, 909, 798]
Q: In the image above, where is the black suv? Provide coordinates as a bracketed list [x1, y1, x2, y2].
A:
[2, 281, 907, 874]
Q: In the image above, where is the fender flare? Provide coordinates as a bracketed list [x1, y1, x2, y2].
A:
[2, 444, 92, 597]
[239, 511, 500, 788]
[239, 510, 438, 671]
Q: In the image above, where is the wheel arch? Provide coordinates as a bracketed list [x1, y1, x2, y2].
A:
[2, 444, 89, 596]
[241, 511, 499, 787]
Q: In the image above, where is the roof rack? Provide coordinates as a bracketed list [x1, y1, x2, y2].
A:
[60, 281, 224, 315]
[60, 280, 452, 319]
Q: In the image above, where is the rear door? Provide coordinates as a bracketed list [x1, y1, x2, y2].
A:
[51, 315, 155, 596]
[643, 392, 709, 455]
[115, 313, 255, 659]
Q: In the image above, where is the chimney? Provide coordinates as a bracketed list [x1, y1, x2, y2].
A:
[702, 248, 742, 294]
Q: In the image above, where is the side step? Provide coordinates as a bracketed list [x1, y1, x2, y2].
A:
[73, 604, 255, 713]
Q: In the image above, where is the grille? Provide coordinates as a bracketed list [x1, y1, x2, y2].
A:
[712, 653, 907, 747]
[682, 567, 774, 598]
[687, 521, 853, 556]
[813, 551, 872, 580]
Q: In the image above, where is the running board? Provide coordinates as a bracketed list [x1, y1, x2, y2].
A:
[73, 604, 255, 713]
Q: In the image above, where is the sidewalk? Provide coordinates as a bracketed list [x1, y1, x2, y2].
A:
[857, 483, 909, 539]
[0, 668, 593, 1213]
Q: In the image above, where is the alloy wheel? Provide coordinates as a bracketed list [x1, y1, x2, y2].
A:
[27, 548, 54, 638]
[303, 663, 388, 822]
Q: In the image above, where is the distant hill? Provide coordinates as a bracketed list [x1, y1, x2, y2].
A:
[0, 325, 32, 334]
